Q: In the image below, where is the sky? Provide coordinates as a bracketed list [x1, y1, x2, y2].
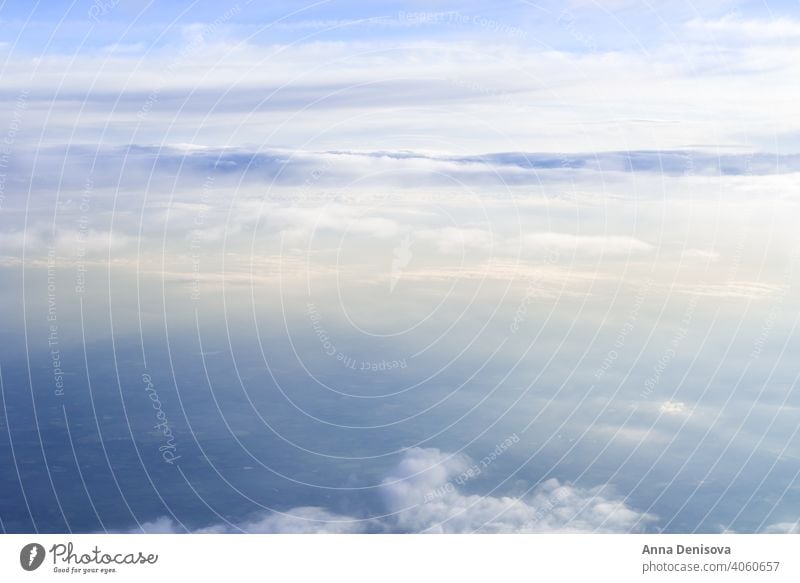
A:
[1, 0, 800, 534]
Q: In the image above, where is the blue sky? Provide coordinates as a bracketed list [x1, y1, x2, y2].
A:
[0, 0, 790, 52]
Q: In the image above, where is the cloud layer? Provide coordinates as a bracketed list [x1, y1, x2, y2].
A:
[127, 447, 656, 534]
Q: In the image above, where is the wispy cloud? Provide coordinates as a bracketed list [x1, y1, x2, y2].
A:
[687, 14, 800, 41]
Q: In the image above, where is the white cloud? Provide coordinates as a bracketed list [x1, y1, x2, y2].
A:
[56, 229, 131, 254]
[4, 28, 800, 153]
[763, 521, 800, 533]
[521, 232, 653, 258]
[417, 227, 494, 254]
[378, 447, 656, 533]
[659, 401, 688, 415]
[678, 281, 783, 300]
[0, 231, 30, 250]
[687, 15, 800, 41]
[122, 507, 363, 534]
[682, 249, 720, 262]
[136, 516, 186, 534]
[261, 204, 400, 240]
[121, 447, 655, 534]
[234, 507, 365, 534]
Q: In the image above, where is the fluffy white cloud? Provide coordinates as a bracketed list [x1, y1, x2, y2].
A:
[122, 447, 655, 534]
[378, 447, 656, 533]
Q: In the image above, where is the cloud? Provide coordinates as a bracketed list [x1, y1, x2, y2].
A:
[677, 281, 784, 300]
[0, 231, 29, 250]
[687, 15, 800, 42]
[659, 401, 688, 415]
[121, 447, 655, 534]
[5, 29, 800, 154]
[521, 232, 653, 258]
[378, 447, 656, 533]
[235, 507, 366, 533]
[763, 521, 800, 534]
[123, 508, 363, 534]
[682, 249, 720, 262]
[249, 203, 400, 241]
[417, 227, 494, 254]
[56, 229, 131, 255]
[134, 517, 186, 534]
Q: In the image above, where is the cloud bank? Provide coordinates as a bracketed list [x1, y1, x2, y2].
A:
[126, 447, 656, 534]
